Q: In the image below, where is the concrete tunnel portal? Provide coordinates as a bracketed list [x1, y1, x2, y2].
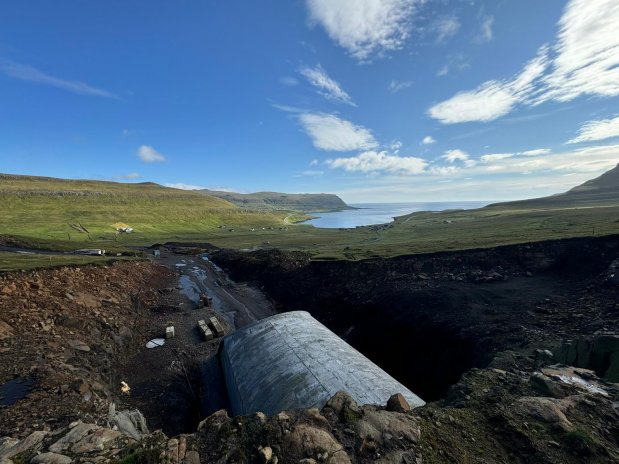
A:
[219, 311, 425, 416]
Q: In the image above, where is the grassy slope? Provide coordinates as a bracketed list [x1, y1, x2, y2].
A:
[0, 174, 287, 250]
[203, 203, 619, 259]
[2, 167, 619, 266]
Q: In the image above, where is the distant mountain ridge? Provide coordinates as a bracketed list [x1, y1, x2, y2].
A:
[199, 189, 352, 212]
[490, 164, 619, 209]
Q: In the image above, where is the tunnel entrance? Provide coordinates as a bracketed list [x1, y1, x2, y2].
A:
[306, 300, 492, 402]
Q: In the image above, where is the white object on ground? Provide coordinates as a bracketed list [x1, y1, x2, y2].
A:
[146, 338, 165, 349]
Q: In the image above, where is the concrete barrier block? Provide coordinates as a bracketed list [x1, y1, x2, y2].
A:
[208, 317, 224, 337]
[198, 320, 213, 341]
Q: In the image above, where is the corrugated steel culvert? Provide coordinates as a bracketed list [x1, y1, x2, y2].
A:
[220, 311, 425, 416]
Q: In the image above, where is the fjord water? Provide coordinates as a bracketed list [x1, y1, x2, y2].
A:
[307, 202, 490, 228]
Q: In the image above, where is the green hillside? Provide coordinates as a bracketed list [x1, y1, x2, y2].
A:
[200, 189, 351, 212]
[0, 174, 286, 250]
[488, 164, 619, 209]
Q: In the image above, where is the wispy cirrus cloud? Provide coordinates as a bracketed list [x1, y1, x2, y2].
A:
[297, 113, 378, 151]
[165, 183, 207, 190]
[433, 16, 460, 43]
[568, 115, 619, 144]
[117, 172, 141, 180]
[479, 148, 550, 163]
[299, 64, 355, 106]
[388, 79, 413, 93]
[429, 0, 619, 124]
[294, 170, 324, 177]
[137, 145, 166, 163]
[305, 0, 420, 61]
[436, 54, 470, 77]
[478, 15, 494, 42]
[0, 59, 119, 99]
[326, 150, 427, 174]
[280, 76, 299, 86]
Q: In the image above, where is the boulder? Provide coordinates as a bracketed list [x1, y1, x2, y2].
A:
[386, 393, 411, 413]
[70, 428, 121, 454]
[353, 409, 420, 446]
[30, 453, 73, 464]
[0, 432, 47, 460]
[516, 397, 573, 431]
[49, 423, 98, 453]
[281, 424, 350, 464]
[109, 409, 149, 440]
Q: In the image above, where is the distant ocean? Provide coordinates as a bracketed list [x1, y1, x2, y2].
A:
[306, 202, 490, 229]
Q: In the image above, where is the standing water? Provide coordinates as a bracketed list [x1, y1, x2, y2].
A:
[306, 202, 489, 229]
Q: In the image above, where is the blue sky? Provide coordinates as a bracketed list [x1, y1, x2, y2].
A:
[1, 0, 618, 202]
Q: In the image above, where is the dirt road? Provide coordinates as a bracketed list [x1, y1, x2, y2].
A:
[114, 247, 276, 435]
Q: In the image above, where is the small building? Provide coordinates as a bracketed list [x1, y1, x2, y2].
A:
[112, 222, 134, 233]
[153, 249, 161, 258]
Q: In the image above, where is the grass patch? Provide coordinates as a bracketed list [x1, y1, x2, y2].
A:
[2, 173, 619, 265]
[563, 428, 594, 456]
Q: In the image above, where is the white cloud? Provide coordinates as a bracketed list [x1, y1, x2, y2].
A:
[568, 115, 619, 144]
[310, 159, 319, 166]
[433, 16, 460, 43]
[329, 144, 619, 202]
[435, 54, 470, 77]
[300, 64, 355, 105]
[422, 136, 436, 145]
[0, 59, 119, 99]
[521, 148, 551, 156]
[480, 148, 550, 163]
[388, 79, 413, 93]
[480, 153, 514, 162]
[305, 0, 419, 61]
[478, 15, 494, 42]
[295, 170, 324, 177]
[442, 149, 470, 163]
[327, 150, 427, 174]
[536, 0, 619, 104]
[390, 140, 403, 153]
[298, 113, 378, 151]
[429, 0, 619, 124]
[430, 165, 459, 176]
[137, 145, 166, 163]
[428, 48, 549, 123]
[477, 144, 619, 175]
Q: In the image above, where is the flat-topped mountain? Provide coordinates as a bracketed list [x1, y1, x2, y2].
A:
[199, 189, 352, 212]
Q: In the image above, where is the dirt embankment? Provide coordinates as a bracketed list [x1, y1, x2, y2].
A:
[0, 261, 174, 438]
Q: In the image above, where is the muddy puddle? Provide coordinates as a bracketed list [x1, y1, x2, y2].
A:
[0, 377, 36, 407]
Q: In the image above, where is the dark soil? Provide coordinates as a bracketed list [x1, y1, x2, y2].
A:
[211, 235, 619, 401]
